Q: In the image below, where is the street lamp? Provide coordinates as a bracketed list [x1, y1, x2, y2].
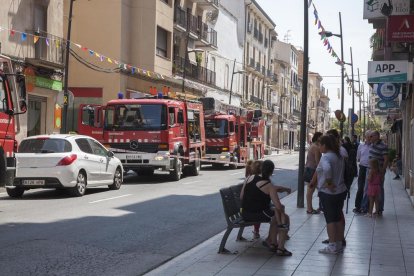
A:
[319, 12, 344, 137]
[62, 0, 75, 133]
[229, 58, 245, 105]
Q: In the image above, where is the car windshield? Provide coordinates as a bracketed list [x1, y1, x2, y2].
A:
[104, 104, 167, 131]
[205, 119, 228, 138]
[19, 138, 72, 153]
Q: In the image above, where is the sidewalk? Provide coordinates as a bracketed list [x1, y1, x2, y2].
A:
[147, 171, 414, 276]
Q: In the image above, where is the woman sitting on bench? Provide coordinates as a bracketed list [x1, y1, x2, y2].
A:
[240, 160, 292, 256]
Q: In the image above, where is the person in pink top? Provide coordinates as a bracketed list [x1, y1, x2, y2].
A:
[366, 158, 382, 217]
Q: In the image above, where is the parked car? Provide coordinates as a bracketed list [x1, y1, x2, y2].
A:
[6, 134, 123, 198]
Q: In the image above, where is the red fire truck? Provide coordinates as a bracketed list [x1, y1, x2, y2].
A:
[78, 96, 205, 181]
[200, 97, 264, 169]
[0, 55, 27, 190]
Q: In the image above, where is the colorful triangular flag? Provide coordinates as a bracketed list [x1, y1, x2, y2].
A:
[34, 35, 39, 44]
[21, 32, 27, 41]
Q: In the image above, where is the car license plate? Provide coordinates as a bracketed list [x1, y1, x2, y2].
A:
[23, 180, 45, 185]
[126, 155, 142, 159]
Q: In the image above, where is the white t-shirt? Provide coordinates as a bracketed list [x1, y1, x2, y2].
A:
[316, 151, 346, 195]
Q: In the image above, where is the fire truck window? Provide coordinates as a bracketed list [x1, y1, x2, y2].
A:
[177, 109, 184, 124]
[229, 122, 235, 133]
[190, 112, 201, 141]
[82, 107, 95, 126]
[0, 77, 5, 112]
[168, 107, 175, 126]
[205, 119, 228, 138]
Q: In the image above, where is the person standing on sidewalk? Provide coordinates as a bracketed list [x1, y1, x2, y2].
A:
[317, 135, 347, 254]
[366, 158, 382, 217]
[368, 131, 388, 215]
[305, 132, 323, 214]
[354, 131, 371, 214]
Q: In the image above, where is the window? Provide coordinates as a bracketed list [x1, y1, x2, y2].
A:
[76, 138, 93, 154]
[81, 106, 95, 126]
[0, 76, 6, 112]
[168, 107, 175, 126]
[156, 26, 169, 58]
[88, 139, 108, 157]
[160, 0, 169, 4]
[19, 138, 72, 153]
[229, 122, 235, 133]
[177, 109, 184, 124]
[210, 57, 216, 72]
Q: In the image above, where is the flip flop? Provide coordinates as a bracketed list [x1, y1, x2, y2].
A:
[275, 248, 292, 256]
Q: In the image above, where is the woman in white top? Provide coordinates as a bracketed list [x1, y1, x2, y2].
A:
[316, 135, 347, 254]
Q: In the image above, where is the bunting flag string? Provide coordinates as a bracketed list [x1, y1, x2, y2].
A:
[0, 26, 165, 80]
[310, 1, 352, 88]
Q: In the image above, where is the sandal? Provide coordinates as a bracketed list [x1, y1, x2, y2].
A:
[306, 209, 320, 214]
[275, 248, 292, 256]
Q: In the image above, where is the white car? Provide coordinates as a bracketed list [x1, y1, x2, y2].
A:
[6, 134, 123, 198]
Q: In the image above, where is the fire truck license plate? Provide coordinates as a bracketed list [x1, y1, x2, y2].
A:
[126, 155, 142, 159]
[23, 180, 45, 185]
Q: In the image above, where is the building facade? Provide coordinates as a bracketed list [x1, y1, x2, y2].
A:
[0, 0, 64, 140]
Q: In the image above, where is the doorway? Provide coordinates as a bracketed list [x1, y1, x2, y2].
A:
[28, 95, 47, 136]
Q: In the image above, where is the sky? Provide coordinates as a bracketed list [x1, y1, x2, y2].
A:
[256, 0, 374, 115]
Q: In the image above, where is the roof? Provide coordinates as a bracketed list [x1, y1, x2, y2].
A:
[22, 134, 91, 140]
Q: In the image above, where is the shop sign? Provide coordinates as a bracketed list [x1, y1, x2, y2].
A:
[35, 76, 63, 91]
[377, 99, 400, 110]
[374, 83, 401, 100]
[387, 15, 414, 42]
[363, 0, 410, 19]
[367, 61, 412, 83]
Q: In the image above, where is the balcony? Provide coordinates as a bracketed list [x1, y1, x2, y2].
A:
[25, 30, 64, 70]
[174, 6, 187, 31]
[262, 66, 266, 75]
[292, 109, 301, 119]
[173, 56, 216, 86]
[250, 95, 264, 106]
[249, 58, 255, 68]
[247, 22, 252, 34]
[258, 32, 263, 43]
[255, 62, 261, 72]
[254, 28, 259, 39]
[192, 0, 219, 11]
[196, 22, 218, 50]
[264, 38, 268, 48]
[187, 13, 199, 38]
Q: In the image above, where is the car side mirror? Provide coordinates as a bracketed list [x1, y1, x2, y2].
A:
[107, 151, 114, 158]
[19, 100, 27, 113]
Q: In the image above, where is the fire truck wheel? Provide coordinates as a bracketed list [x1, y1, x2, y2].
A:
[170, 155, 182, 181]
[229, 156, 238, 170]
[189, 151, 201, 176]
[0, 147, 6, 187]
[6, 187, 25, 198]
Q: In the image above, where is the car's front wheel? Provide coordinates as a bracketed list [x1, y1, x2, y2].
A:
[109, 167, 122, 190]
[6, 187, 25, 198]
[71, 171, 87, 197]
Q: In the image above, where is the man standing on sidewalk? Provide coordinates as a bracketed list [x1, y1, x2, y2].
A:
[354, 131, 371, 214]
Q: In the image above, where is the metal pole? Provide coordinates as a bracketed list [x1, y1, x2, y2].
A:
[182, 32, 190, 100]
[63, 0, 75, 134]
[297, 0, 309, 208]
[229, 59, 236, 105]
[363, 83, 366, 135]
[350, 47, 355, 136]
[339, 12, 344, 138]
[358, 68, 361, 139]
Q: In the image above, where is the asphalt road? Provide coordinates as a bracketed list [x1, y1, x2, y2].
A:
[0, 153, 300, 276]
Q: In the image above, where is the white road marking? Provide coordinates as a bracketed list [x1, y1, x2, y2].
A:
[230, 172, 243, 175]
[89, 194, 132, 204]
[182, 181, 201, 185]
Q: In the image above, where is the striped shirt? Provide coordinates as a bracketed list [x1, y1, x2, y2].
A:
[369, 140, 388, 168]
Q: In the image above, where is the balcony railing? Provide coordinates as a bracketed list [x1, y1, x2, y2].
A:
[250, 95, 264, 105]
[199, 21, 208, 41]
[249, 58, 255, 68]
[207, 28, 217, 48]
[174, 6, 187, 29]
[292, 109, 301, 118]
[173, 56, 216, 86]
[255, 62, 261, 72]
[262, 66, 266, 75]
[27, 30, 64, 67]
[187, 13, 199, 35]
